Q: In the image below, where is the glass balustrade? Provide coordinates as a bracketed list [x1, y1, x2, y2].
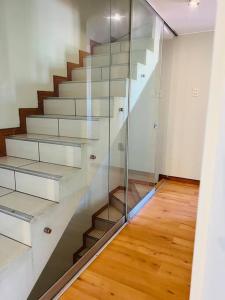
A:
[23, 1, 176, 298]
[127, 0, 164, 217]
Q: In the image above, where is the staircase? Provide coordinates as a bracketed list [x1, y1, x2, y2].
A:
[73, 180, 154, 262]
[0, 38, 154, 299]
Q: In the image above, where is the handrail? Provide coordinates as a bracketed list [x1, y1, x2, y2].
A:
[145, 0, 178, 36]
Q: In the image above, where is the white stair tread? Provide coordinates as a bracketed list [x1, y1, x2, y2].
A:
[86, 51, 132, 58]
[0, 157, 35, 168]
[97, 205, 122, 222]
[18, 162, 77, 178]
[46, 96, 116, 100]
[7, 134, 89, 147]
[72, 64, 130, 71]
[93, 38, 153, 50]
[28, 115, 99, 121]
[0, 187, 13, 197]
[0, 192, 54, 219]
[87, 229, 106, 239]
[61, 78, 126, 84]
[85, 50, 147, 59]
[0, 235, 29, 271]
[0, 157, 78, 179]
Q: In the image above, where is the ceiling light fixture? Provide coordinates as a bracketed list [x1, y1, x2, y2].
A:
[188, 0, 200, 8]
[106, 13, 125, 21]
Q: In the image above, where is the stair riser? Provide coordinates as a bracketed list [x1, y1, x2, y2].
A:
[44, 99, 114, 117]
[44, 99, 76, 116]
[93, 39, 153, 55]
[26, 118, 100, 139]
[76, 99, 113, 117]
[0, 212, 31, 246]
[59, 80, 128, 98]
[40, 143, 82, 168]
[110, 197, 125, 214]
[60, 119, 99, 139]
[0, 168, 60, 202]
[0, 168, 16, 190]
[85, 236, 97, 248]
[16, 172, 60, 202]
[93, 41, 129, 55]
[6, 139, 39, 161]
[72, 65, 131, 81]
[84, 52, 146, 68]
[6, 139, 82, 168]
[72, 68, 102, 81]
[94, 218, 114, 231]
[26, 118, 58, 136]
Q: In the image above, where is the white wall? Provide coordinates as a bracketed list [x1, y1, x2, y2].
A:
[0, 0, 85, 129]
[0, 0, 131, 130]
[129, 18, 164, 180]
[160, 32, 214, 180]
[190, 1, 225, 299]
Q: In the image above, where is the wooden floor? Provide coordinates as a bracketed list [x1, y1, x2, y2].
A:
[60, 180, 199, 300]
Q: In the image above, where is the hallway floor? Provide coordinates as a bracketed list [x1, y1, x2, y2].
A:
[60, 180, 199, 300]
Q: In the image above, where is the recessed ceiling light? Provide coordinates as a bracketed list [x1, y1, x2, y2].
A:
[188, 0, 200, 8]
[106, 13, 125, 21]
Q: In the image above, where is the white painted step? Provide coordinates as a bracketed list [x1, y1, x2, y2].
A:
[93, 38, 154, 55]
[0, 157, 35, 190]
[93, 41, 129, 55]
[72, 67, 102, 81]
[0, 234, 29, 273]
[0, 157, 78, 201]
[84, 51, 147, 68]
[27, 115, 100, 139]
[76, 98, 114, 117]
[44, 98, 76, 116]
[0, 189, 54, 246]
[44, 98, 114, 117]
[59, 79, 128, 98]
[72, 64, 138, 81]
[6, 134, 85, 168]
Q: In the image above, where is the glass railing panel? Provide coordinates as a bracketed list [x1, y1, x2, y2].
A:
[108, 0, 130, 220]
[127, 0, 164, 213]
[24, 0, 175, 298]
[28, 0, 118, 298]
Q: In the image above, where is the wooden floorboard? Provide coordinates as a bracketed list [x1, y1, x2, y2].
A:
[60, 180, 199, 300]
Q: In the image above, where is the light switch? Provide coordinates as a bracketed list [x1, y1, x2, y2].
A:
[192, 88, 199, 97]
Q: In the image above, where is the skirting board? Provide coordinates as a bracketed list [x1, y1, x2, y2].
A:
[159, 174, 200, 185]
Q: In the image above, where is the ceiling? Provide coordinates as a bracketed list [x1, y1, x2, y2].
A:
[148, 0, 217, 35]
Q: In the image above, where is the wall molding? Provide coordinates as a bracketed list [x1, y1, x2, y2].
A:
[159, 174, 200, 185]
[0, 50, 88, 157]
